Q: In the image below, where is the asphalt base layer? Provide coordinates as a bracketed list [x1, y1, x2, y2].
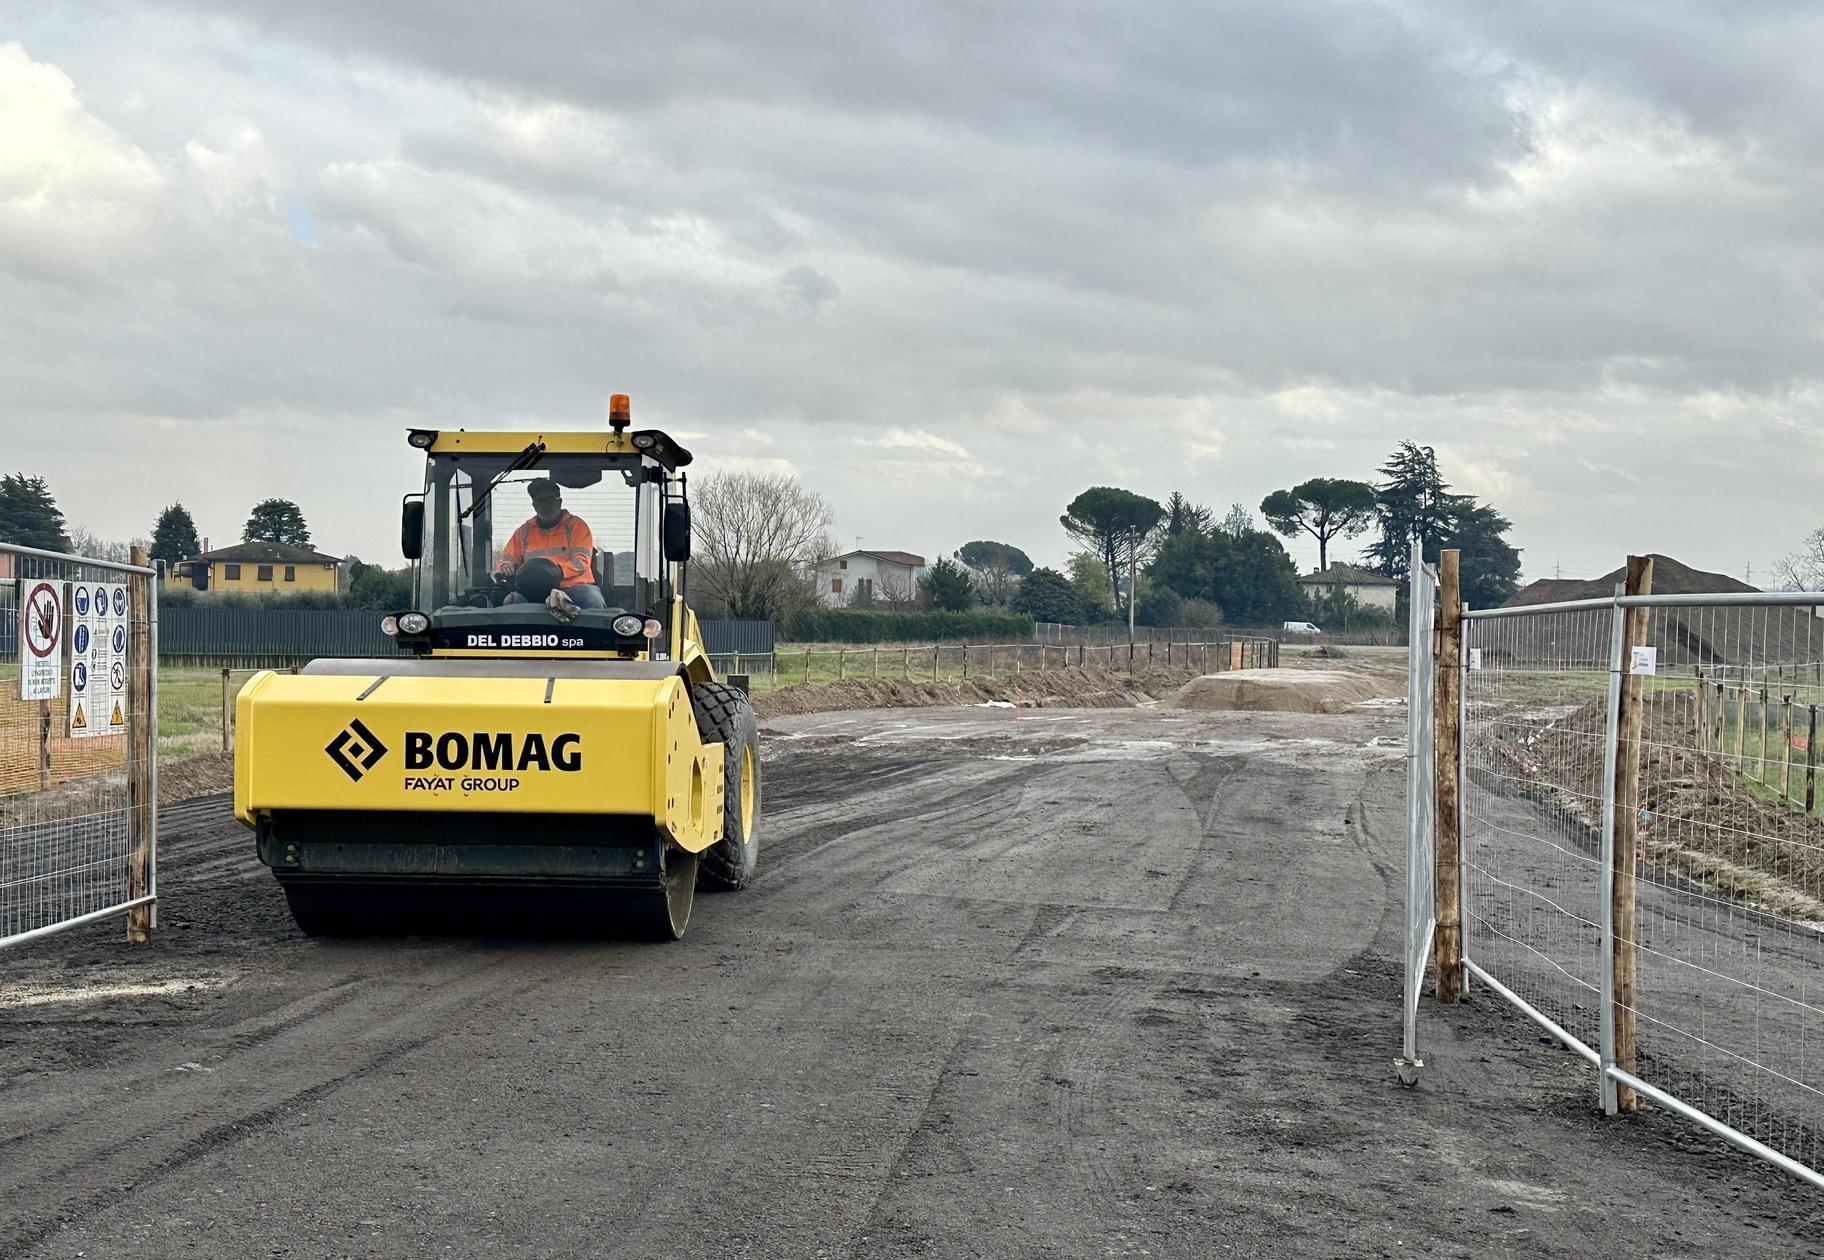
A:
[1, 704, 1821, 1258]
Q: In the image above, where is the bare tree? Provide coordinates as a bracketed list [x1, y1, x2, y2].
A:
[65, 526, 131, 563]
[1773, 528, 1824, 591]
[691, 472, 836, 621]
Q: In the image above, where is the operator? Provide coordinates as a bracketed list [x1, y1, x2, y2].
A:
[495, 478, 608, 608]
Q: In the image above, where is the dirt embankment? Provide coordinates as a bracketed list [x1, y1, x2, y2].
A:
[751, 664, 1201, 718]
[1169, 667, 1402, 715]
[1476, 694, 1824, 921]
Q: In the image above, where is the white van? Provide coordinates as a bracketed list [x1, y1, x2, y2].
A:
[1282, 621, 1322, 635]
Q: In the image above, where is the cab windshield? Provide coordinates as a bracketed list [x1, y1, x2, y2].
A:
[416, 451, 666, 619]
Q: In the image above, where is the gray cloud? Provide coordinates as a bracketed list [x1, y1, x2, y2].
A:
[1, 3, 1820, 583]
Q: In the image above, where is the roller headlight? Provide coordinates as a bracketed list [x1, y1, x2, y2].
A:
[397, 612, 430, 634]
[642, 618, 663, 638]
[380, 615, 399, 636]
[631, 432, 656, 450]
[612, 614, 644, 637]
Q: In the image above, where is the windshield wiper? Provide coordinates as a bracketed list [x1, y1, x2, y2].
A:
[461, 441, 546, 522]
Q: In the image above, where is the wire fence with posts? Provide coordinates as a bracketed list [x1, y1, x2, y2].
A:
[1, 542, 158, 951]
[706, 636, 1277, 691]
[1404, 549, 1824, 1192]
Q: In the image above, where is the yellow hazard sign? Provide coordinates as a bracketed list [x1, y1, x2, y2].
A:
[71, 700, 87, 730]
[110, 699, 125, 728]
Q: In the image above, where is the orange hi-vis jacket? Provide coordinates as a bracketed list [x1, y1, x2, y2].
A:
[501, 511, 595, 588]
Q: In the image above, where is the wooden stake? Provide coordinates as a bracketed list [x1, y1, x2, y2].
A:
[1611, 554, 1654, 1113]
[126, 547, 153, 944]
[221, 667, 232, 755]
[38, 700, 51, 790]
[1782, 694, 1794, 799]
[1806, 704, 1818, 816]
[1434, 549, 1464, 1005]
[1695, 667, 1708, 755]
[1758, 687, 1770, 784]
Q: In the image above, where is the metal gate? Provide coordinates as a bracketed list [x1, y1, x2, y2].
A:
[1, 543, 158, 948]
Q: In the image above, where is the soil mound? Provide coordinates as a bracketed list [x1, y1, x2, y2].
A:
[1168, 668, 1397, 714]
[752, 665, 1200, 719]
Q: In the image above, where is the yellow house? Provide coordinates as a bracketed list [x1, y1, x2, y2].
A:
[167, 542, 343, 595]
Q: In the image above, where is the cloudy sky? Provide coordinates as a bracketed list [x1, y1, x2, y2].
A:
[4, 2, 1821, 584]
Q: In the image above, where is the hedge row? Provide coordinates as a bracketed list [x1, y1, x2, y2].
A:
[783, 608, 1035, 644]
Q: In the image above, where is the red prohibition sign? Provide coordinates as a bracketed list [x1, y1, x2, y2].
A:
[24, 581, 60, 659]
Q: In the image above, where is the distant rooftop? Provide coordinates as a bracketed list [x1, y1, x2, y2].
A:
[1298, 563, 1397, 587]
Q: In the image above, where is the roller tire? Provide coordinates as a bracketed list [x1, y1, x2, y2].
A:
[690, 681, 761, 891]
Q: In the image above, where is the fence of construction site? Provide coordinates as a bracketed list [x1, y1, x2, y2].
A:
[1, 543, 158, 950]
[1404, 550, 1824, 1191]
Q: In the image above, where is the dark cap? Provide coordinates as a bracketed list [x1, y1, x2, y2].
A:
[527, 477, 562, 501]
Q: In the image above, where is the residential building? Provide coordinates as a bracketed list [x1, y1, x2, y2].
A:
[1296, 562, 1399, 612]
[810, 550, 926, 608]
[166, 541, 344, 595]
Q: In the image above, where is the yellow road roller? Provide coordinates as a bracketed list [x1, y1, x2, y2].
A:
[232, 397, 759, 938]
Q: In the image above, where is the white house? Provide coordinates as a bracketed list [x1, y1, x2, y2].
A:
[1296, 563, 1399, 612]
[811, 550, 927, 608]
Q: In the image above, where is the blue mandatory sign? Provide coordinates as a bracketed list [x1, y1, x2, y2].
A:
[111, 624, 126, 654]
[112, 587, 127, 617]
[74, 624, 90, 655]
[72, 662, 88, 693]
[74, 587, 91, 617]
[92, 585, 107, 611]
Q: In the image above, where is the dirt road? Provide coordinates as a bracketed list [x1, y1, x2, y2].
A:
[2, 703, 1819, 1258]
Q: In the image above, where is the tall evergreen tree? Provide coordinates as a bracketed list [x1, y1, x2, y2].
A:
[1447, 502, 1523, 608]
[0, 474, 71, 552]
[150, 503, 202, 564]
[1365, 443, 1463, 582]
[1162, 492, 1212, 537]
[243, 498, 313, 546]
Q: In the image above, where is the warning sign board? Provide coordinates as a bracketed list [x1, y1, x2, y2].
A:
[96, 583, 128, 736]
[19, 580, 63, 701]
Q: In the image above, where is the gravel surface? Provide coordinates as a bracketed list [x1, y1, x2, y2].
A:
[1, 704, 1820, 1258]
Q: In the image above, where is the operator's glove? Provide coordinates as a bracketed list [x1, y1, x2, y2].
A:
[545, 587, 582, 623]
[494, 558, 518, 579]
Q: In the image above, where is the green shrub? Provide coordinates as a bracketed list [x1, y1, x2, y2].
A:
[783, 608, 1035, 643]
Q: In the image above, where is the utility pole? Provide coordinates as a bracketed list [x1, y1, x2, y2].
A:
[1127, 544, 1137, 645]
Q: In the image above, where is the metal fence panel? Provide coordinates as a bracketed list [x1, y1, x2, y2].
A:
[1630, 600, 1824, 1176]
[1460, 603, 1616, 1059]
[1400, 545, 1437, 1082]
[1, 543, 157, 949]
[1434, 578, 1824, 1189]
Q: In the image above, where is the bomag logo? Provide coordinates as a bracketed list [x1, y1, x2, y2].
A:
[326, 719, 390, 782]
[403, 731, 582, 773]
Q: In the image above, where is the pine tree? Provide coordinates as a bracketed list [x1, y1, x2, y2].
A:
[0, 474, 71, 552]
[243, 499, 312, 546]
[150, 503, 202, 564]
[1366, 443, 1462, 581]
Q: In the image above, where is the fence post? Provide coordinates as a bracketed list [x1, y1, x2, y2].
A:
[932, 646, 940, 683]
[126, 546, 153, 944]
[805, 650, 812, 684]
[838, 648, 845, 681]
[36, 700, 51, 790]
[962, 644, 970, 680]
[1807, 704, 1818, 815]
[1695, 667, 1708, 754]
[1607, 554, 1654, 1114]
[1433, 549, 1463, 1005]
[873, 648, 879, 680]
[221, 668, 232, 754]
[1782, 694, 1794, 799]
